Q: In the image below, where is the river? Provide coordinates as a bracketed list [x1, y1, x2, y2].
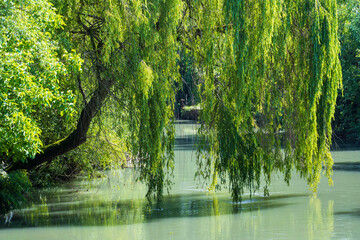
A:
[1, 121, 360, 239]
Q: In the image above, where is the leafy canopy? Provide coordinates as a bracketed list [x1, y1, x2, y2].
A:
[0, 0, 81, 162]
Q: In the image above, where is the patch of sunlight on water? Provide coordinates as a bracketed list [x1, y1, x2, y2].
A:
[1, 121, 360, 239]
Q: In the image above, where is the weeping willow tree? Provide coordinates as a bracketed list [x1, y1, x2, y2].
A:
[4, 0, 341, 203]
[183, 0, 342, 202]
[6, 0, 182, 201]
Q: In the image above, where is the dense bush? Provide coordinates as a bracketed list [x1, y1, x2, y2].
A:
[0, 171, 31, 214]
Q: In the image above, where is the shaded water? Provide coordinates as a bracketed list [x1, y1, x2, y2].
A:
[1, 121, 360, 239]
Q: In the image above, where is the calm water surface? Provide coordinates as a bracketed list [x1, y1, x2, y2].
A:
[1, 121, 360, 239]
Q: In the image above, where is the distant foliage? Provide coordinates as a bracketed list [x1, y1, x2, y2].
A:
[334, 0, 360, 144]
[175, 49, 201, 118]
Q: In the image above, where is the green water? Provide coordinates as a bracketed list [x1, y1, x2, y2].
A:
[1, 121, 360, 239]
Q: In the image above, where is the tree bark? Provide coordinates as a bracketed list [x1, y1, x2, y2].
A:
[7, 78, 112, 172]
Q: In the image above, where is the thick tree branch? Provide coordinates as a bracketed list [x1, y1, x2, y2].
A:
[77, 75, 88, 105]
[7, 75, 113, 172]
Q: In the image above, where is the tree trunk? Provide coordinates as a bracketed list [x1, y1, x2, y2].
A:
[7, 79, 112, 172]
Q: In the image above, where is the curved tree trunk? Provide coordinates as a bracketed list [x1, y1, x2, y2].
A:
[6, 9, 113, 173]
[7, 79, 112, 172]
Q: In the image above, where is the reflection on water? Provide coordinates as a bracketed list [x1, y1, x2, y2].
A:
[332, 162, 360, 171]
[307, 197, 334, 240]
[2, 193, 300, 228]
[1, 121, 360, 240]
[335, 208, 360, 217]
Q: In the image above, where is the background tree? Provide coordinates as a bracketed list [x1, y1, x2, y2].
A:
[175, 48, 201, 119]
[334, 0, 360, 145]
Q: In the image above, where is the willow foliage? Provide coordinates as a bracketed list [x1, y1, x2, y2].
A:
[1, 0, 342, 204]
[188, 0, 342, 201]
[51, 0, 182, 200]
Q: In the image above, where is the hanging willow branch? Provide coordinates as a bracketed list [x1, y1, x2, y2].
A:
[193, 0, 341, 202]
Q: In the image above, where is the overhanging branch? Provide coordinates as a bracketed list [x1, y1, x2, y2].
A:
[7, 74, 113, 172]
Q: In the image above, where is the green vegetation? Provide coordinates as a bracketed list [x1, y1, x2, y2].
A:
[0, 170, 31, 214]
[193, 0, 341, 201]
[0, 0, 80, 162]
[181, 104, 201, 120]
[0, 0, 357, 212]
[175, 49, 201, 118]
[334, 0, 360, 145]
